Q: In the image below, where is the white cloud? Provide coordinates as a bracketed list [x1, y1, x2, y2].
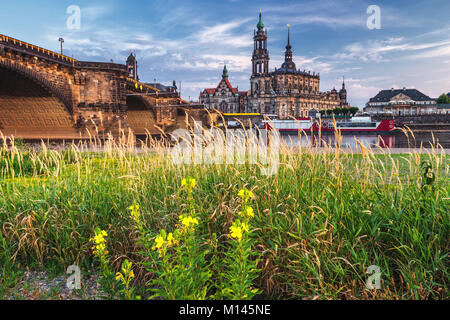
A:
[264, 0, 366, 29]
[331, 37, 450, 63]
[289, 15, 364, 28]
[82, 6, 112, 21]
[190, 18, 253, 48]
[347, 83, 381, 100]
[409, 44, 450, 59]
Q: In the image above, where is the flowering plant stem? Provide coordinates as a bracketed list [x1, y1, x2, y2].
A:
[220, 188, 261, 300]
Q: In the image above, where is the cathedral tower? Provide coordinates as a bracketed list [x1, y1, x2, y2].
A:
[339, 76, 348, 107]
[251, 11, 269, 76]
[126, 51, 138, 81]
[249, 10, 273, 114]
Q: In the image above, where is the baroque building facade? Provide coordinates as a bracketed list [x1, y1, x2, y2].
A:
[364, 88, 437, 115]
[199, 65, 247, 113]
[200, 12, 349, 119]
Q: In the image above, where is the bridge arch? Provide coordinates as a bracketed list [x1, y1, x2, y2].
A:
[126, 95, 160, 136]
[0, 58, 73, 114]
[126, 95, 157, 118]
[0, 65, 78, 139]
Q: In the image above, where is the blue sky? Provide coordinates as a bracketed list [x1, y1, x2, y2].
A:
[1, 0, 450, 107]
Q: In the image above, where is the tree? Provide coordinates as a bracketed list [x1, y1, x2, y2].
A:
[349, 107, 359, 116]
[436, 93, 450, 104]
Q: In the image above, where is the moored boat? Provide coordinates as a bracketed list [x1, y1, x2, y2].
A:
[315, 117, 395, 132]
[262, 118, 313, 133]
[262, 116, 395, 133]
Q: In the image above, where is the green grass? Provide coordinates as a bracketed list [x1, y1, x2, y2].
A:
[0, 137, 448, 300]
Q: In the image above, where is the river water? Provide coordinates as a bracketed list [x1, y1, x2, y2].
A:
[17, 129, 450, 153]
[281, 131, 450, 150]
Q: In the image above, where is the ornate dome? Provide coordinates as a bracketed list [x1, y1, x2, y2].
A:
[257, 10, 264, 30]
[281, 60, 296, 72]
[127, 51, 136, 64]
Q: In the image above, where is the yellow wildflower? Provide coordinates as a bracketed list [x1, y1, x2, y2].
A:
[182, 177, 196, 190]
[228, 219, 251, 242]
[239, 206, 254, 218]
[167, 233, 177, 246]
[129, 204, 140, 212]
[152, 235, 165, 251]
[116, 259, 135, 300]
[90, 229, 108, 256]
[229, 224, 243, 242]
[116, 272, 124, 281]
[180, 215, 199, 229]
[129, 204, 141, 224]
[238, 188, 254, 202]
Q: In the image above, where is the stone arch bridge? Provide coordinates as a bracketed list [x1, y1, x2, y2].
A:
[0, 34, 213, 140]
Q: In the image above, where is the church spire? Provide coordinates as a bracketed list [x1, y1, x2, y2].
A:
[339, 76, 348, 107]
[222, 65, 229, 79]
[257, 9, 264, 30]
[284, 24, 293, 64]
[286, 24, 292, 51]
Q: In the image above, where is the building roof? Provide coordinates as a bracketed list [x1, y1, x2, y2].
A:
[272, 68, 319, 77]
[220, 78, 238, 94]
[369, 88, 433, 103]
[126, 51, 136, 63]
[437, 103, 450, 109]
[204, 88, 216, 95]
[202, 78, 238, 96]
[280, 61, 296, 73]
[201, 65, 240, 96]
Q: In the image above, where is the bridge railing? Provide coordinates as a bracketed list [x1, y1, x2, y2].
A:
[0, 34, 76, 64]
[76, 61, 128, 72]
[126, 78, 193, 105]
[127, 78, 162, 93]
[0, 34, 132, 73]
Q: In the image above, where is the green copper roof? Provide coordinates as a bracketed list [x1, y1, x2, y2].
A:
[222, 65, 228, 78]
[257, 11, 264, 29]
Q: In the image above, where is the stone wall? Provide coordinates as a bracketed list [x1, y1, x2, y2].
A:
[372, 114, 450, 124]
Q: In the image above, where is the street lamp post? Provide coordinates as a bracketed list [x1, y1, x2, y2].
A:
[58, 37, 64, 55]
